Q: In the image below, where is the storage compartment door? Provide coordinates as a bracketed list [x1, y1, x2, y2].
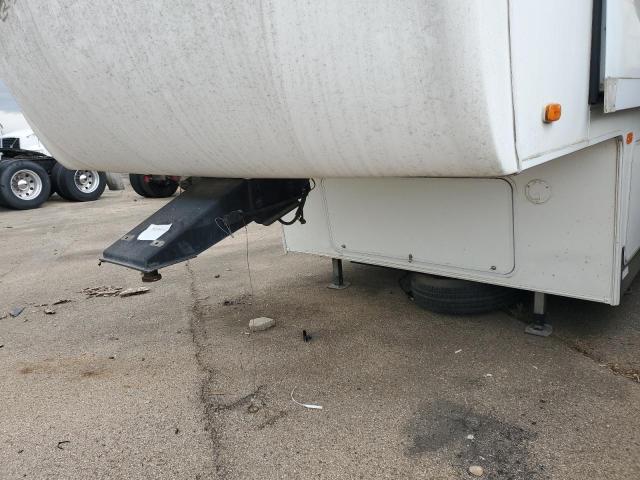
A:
[323, 178, 515, 275]
[603, 0, 640, 112]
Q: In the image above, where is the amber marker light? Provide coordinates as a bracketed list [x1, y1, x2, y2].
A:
[543, 103, 562, 123]
[627, 132, 635, 144]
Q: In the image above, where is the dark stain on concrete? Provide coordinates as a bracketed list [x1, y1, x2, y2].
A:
[406, 400, 548, 479]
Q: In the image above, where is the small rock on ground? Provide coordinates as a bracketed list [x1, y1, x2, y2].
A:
[249, 317, 275, 332]
[119, 287, 151, 298]
[469, 465, 484, 477]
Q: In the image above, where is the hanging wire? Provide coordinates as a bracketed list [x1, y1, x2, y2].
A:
[242, 216, 254, 297]
[214, 216, 235, 238]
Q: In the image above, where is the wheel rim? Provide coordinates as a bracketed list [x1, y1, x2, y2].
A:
[10, 169, 43, 200]
[73, 170, 100, 193]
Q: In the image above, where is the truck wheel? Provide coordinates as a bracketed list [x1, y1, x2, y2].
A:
[128, 173, 149, 197]
[129, 174, 179, 198]
[409, 273, 520, 315]
[52, 164, 106, 202]
[0, 160, 52, 210]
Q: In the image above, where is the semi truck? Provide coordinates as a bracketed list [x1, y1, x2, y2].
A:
[1, 1, 639, 334]
[0, 128, 108, 209]
[0, 127, 180, 208]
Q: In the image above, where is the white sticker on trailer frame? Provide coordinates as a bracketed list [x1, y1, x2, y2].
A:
[137, 224, 172, 241]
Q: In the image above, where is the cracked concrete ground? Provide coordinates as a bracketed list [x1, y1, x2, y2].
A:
[1, 186, 639, 479]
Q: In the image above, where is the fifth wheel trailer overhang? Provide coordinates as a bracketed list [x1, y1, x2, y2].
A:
[0, 0, 639, 306]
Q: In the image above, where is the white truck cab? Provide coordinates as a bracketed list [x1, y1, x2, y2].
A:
[0, 128, 50, 155]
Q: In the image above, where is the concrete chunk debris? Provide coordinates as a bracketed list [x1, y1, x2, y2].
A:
[82, 286, 123, 298]
[119, 287, 151, 298]
[249, 317, 275, 332]
[469, 465, 484, 477]
[9, 307, 24, 318]
[44, 308, 56, 315]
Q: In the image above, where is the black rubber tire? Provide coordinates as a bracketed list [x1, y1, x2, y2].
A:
[0, 162, 8, 207]
[0, 159, 51, 210]
[51, 163, 71, 200]
[128, 173, 149, 197]
[410, 273, 520, 315]
[129, 174, 179, 198]
[0, 163, 7, 207]
[51, 163, 77, 201]
[52, 163, 106, 202]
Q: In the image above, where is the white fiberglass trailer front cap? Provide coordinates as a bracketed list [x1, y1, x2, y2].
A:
[0, 1, 516, 178]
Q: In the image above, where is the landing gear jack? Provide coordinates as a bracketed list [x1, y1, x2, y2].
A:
[328, 258, 350, 290]
[525, 292, 553, 337]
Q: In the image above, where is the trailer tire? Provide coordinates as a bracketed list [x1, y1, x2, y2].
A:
[129, 174, 179, 198]
[0, 160, 51, 210]
[128, 173, 149, 197]
[52, 164, 106, 202]
[409, 273, 520, 315]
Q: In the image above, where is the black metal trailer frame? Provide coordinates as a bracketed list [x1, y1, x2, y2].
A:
[0, 147, 56, 169]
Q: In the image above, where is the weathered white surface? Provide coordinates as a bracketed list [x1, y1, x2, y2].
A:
[625, 138, 640, 260]
[509, 0, 593, 162]
[604, 0, 640, 112]
[322, 178, 515, 274]
[0, 1, 516, 177]
[285, 140, 621, 304]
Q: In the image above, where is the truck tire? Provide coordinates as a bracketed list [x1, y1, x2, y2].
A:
[409, 273, 520, 315]
[0, 160, 52, 210]
[129, 174, 179, 198]
[128, 173, 148, 197]
[52, 163, 106, 202]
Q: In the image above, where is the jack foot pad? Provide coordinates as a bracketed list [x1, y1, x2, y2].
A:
[142, 270, 163, 283]
[525, 322, 553, 337]
[328, 282, 351, 290]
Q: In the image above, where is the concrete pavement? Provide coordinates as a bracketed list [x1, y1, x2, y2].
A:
[1, 188, 639, 479]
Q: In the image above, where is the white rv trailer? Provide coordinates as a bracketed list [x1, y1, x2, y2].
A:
[0, 1, 639, 320]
